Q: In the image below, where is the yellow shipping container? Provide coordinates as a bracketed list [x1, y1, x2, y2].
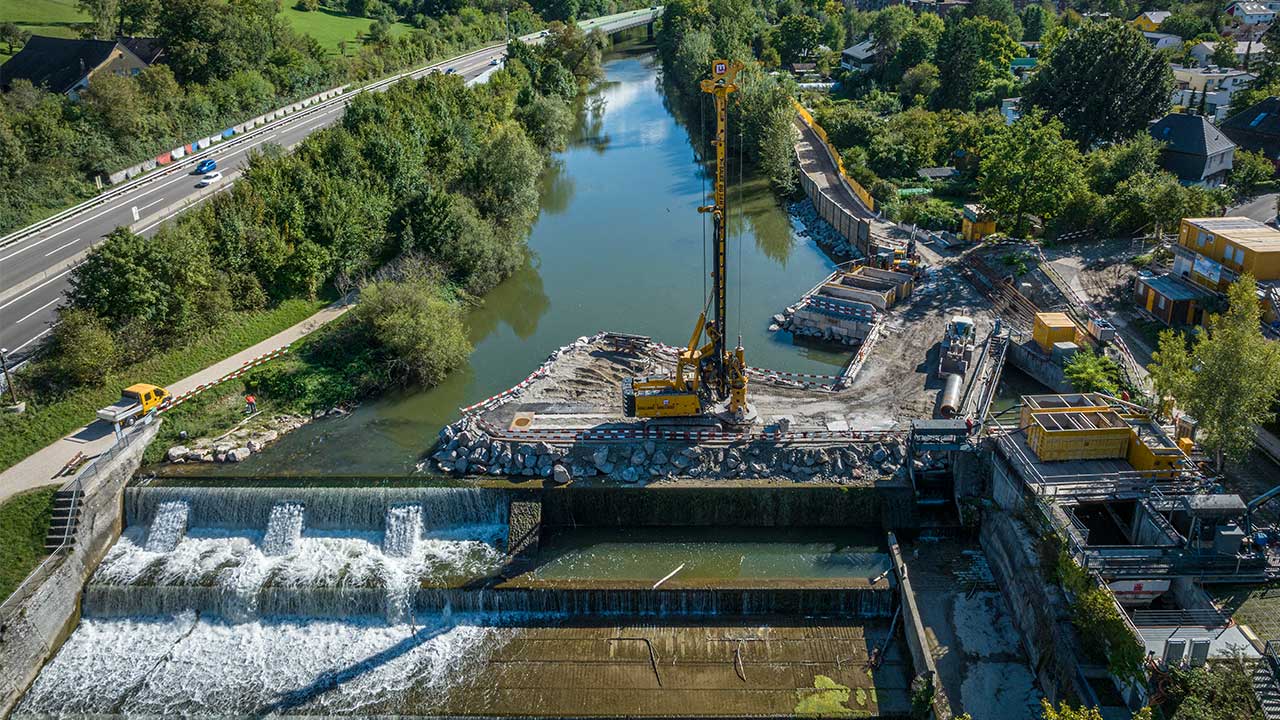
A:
[1127, 438, 1181, 477]
[1033, 312, 1078, 354]
[1018, 393, 1111, 430]
[1026, 409, 1132, 462]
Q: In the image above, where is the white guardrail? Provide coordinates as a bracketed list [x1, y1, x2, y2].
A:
[0, 9, 660, 252]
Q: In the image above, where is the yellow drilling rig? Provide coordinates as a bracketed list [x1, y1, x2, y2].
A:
[623, 60, 755, 426]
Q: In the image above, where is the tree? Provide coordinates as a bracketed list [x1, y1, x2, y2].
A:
[899, 62, 940, 106]
[1063, 348, 1122, 395]
[1148, 329, 1193, 418]
[1040, 700, 1104, 720]
[1084, 133, 1162, 196]
[1021, 3, 1057, 42]
[1160, 12, 1213, 42]
[1183, 275, 1280, 470]
[870, 5, 916, 60]
[1231, 148, 1274, 196]
[350, 278, 472, 388]
[42, 309, 118, 387]
[1105, 171, 1230, 236]
[78, 0, 119, 38]
[0, 22, 29, 54]
[977, 110, 1085, 235]
[1211, 38, 1240, 68]
[778, 14, 823, 63]
[933, 16, 1019, 111]
[969, 0, 1022, 42]
[1024, 20, 1174, 147]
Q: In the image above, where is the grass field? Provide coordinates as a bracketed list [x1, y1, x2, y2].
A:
[0, 2, 414, 61]
[0, 484, 59, 601]
[0, 298, 327, 474]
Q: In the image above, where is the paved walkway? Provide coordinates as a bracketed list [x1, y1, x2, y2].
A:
[0, 300, 352, 505]
[792, 118, 876, 222]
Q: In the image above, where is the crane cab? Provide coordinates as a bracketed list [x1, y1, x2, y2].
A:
[624, 377, 703, 417]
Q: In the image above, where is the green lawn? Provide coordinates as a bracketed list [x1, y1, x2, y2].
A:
[0, 2, 414, 61]
[0, 298, 327, 474]
[279, 7, 415, 54]
[0, 484, 59, 601]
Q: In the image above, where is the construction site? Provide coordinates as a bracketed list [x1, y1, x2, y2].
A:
[8, 54, 1280, 720]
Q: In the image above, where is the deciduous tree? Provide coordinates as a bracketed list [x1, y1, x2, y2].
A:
[977, 110, 1085, 235]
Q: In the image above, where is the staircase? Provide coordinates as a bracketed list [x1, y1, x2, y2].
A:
[43, 488, 84, 553]
[1253, 652, 1280, 720]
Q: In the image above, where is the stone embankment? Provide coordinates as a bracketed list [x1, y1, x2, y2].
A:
[430, 417, 906, 483]
[165, 412, 319, 464]
[790, 200, 856, 259]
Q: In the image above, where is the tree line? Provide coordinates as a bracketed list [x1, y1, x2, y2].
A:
[21, 26, 605, 407]
[0, 0, 638, 233]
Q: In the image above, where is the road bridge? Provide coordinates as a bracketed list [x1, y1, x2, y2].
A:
[0, 8, 662, 367]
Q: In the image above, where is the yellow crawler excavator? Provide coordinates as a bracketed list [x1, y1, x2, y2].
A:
[622, 60, 755, 426]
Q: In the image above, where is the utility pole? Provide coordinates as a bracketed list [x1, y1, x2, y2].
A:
[0, 347, 18, 405]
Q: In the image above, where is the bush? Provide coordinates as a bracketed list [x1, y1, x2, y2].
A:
[349, 279, 472, 388]
[897, 197, 959, 231]
[40, 310, 118, 390]
[1063, 348, 1123, 395]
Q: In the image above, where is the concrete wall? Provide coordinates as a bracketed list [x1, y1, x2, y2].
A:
[0, 423, 159, 715]
[980, 510, 1094, 706]
[540, 485, 887, 528]
[508, 493, 542, 558]
[888, 532, 952, 720]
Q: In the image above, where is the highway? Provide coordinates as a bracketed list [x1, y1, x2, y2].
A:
[0, 9, 659, 366]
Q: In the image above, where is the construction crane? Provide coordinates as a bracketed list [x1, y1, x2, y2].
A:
[623, 60, 755, 425]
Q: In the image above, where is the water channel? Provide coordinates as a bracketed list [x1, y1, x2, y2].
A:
[229, 40, 847, 476]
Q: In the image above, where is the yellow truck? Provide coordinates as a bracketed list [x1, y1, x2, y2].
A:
[97, 383, 169, 426]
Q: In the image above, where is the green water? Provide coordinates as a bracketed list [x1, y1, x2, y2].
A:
[529, 527, 890, 582]
[234, 42, 845, 476]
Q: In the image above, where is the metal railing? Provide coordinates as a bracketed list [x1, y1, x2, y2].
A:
[0, 427, 139, 618]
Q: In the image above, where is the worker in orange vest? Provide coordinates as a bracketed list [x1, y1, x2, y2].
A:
[245, 394, 257, 414]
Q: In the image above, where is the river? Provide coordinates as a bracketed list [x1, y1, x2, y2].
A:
[231, 40, 846, 476]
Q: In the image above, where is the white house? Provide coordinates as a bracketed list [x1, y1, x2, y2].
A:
[1171, 65, 1257, 121]
[840, 38, 878, 72]
[1143, 31, 1183, 51]
[1189, 39, 1267, 67]
[1226, 1, 1275, 25]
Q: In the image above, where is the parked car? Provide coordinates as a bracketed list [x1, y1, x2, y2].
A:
[196, 171, 223, 187]
[195, 158, 216, 174]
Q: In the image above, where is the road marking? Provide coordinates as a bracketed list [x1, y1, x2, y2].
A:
[137, 197, 165, 213]
[0, 264, 78, 312]
[14, 296, 63, 325]
[12, 325, 55, 352]
[43, 238, 81, 257]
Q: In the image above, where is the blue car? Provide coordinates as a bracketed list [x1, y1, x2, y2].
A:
[195, 158, 217, 174]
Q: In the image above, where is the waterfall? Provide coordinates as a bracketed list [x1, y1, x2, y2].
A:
[384, 505, 423, 557]
[143, 501, 189, 553]
[262, 503, 305, 556]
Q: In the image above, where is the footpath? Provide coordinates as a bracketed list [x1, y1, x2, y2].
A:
[0, 300, 352, 505]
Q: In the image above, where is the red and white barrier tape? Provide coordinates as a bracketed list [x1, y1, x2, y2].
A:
[158, 346, 292, 413]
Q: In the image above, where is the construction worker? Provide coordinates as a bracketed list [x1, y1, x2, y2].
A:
[245, 393, 257, 414]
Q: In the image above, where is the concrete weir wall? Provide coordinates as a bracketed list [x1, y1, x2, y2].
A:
[0, 423, 159, 716]
[980, 509, 1092, 705]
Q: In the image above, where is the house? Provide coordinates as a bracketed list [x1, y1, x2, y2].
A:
[0, 35, 158, 99]
[1222, 96, 1280, 165]
[1010, 57, 1037, 75]
[1142, 31, 1183, 51]
[916, 166, 959, 181]
[841, 39, 878, 72]
[1132, 10, 1172, 32]
[1226, 1, 1276, 24]
[790, 62, 817, 77]
[1171, 65, 1256, 121]
[1189, 39, 1267, 67]
[1147, 113, 1237, 186]
[1000, 96, 1022, 125]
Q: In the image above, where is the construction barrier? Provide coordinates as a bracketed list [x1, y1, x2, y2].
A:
[159, 346, 292, 413]
[171, 146, 185, 160]
[792, 98, 875, 212]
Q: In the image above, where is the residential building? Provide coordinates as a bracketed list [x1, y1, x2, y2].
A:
[1226, 0, 1276, 24]
[1010, 57, 1037, 76]
[840, 39, 878, 72]
[790, 62, 817, 77]
[1143, 31, 1183, 51]
[1148, 113, 1237, 187]
[1222, 96, 1280, 166]
[1189, 40, 1267, 67]
[916, 166, 959, 181]
[0, 35, 158, 99]
[1170, 65, 1256, 121]
[1000, 96, 1022, 125]
[1132, 10, 1172, 32]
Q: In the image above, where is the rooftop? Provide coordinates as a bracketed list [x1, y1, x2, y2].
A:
[1183, 216, 1280, 252]
[1150, 113, 1237, 157]
[0, 36, 121, 93]
[1138, 271, 1215, 302]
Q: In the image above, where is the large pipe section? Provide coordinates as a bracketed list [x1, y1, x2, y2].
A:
[939, 373, 963, 418]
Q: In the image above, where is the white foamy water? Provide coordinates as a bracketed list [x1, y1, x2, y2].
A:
[89, 521, 508, 622]
[384, 505, 423, 557]
[261, 502, 305, 556]
[143, 501, 189, 553]
[14, 613, 509, 717]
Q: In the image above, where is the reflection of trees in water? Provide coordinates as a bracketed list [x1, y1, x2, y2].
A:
[738, 180, 794, 264]
[573, 94, 612, 154]
[463, 254, 550, 342]
[538, 159, 576, 216]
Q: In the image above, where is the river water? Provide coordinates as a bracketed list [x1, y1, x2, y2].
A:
[231, 41, 845, 476]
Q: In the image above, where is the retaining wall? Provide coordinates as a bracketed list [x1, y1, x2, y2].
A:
[0, 422, 159, 716]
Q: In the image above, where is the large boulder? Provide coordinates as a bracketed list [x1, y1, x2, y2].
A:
[167, 446, 190, 463]
[621, 467, 640, 483]
[551, 464, 571, 485]
[226, 447, 251, 463]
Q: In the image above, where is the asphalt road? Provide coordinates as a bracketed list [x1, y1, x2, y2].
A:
[0, 9, 658, 366]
